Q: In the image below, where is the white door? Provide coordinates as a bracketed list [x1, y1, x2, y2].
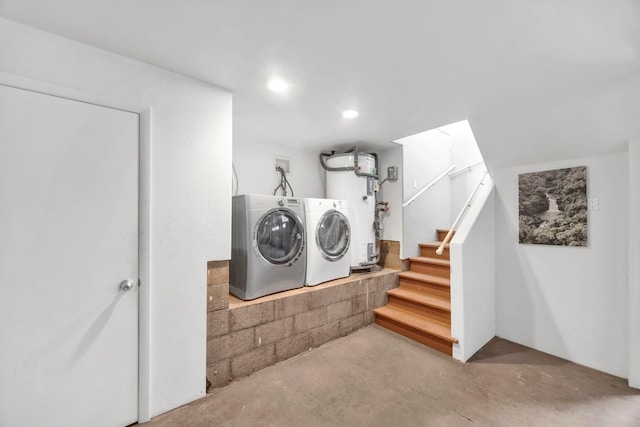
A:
[0, 84, 139, 427]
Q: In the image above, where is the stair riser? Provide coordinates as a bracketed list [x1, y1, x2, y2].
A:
[436, 230, 451, 241]
[375, 316, 452, 356]
[420, 246, 450, 260]
[399, 280, 450, 299]
[410, 261, 450, 279]
[388, 295, 450, 324]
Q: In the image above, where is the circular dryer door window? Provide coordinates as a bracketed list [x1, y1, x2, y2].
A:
[256, 209, 304, 265]
[316, 210, 350, 261]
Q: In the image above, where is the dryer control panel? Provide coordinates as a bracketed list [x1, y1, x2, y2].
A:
[277, 198, 301, 207]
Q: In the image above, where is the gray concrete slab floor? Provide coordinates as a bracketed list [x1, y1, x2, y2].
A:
[144, 325, 640, 427]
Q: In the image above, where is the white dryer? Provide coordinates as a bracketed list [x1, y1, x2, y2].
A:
[304, 198, 351, 286]
[230, 194, 306, 300]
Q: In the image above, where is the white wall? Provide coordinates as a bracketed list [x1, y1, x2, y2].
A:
[449, 123, 486, 221]
[398, 131, 451, 258]
[494, 152, 629, 377]
[376, 144, 403, 242]
[451, 182, 495, 362]
[233, 138, 324, 198]
[629, 140, 640, 388]
[0, 18, 232, 418]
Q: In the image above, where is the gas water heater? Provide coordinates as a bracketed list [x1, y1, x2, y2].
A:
[321, 149, 379, 270]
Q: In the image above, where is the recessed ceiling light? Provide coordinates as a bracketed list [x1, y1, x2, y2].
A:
[268, 78, 289, 94]
[342, 110, 359, 119]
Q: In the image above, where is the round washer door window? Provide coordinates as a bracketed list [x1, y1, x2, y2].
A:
[256, 209, 304, 265]
[316, 210, 350, 261]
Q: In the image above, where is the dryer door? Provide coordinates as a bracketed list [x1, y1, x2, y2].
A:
[316, 210, 350, 261]
[256, 208, 304, 265]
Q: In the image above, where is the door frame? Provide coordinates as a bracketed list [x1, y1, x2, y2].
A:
[0, 71, 153, 423]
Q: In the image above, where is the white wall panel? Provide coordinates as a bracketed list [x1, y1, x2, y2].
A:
[494, 153, 628, 377]
[0, 18, 232, 418]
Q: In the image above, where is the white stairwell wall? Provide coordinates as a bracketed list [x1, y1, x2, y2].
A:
[398, 131, 451, 259]
[449, 121, 485, 220]
[450, 177, 496, 362]
[494, 152, 629, 378]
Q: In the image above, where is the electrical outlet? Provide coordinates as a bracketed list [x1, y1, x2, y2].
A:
[588, 197, 599, 211]
[413, 178, 417, 188]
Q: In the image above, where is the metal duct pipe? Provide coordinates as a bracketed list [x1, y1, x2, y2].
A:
[319, 146, 379, 179]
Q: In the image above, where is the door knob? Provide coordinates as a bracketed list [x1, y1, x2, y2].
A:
[119, 279, 136, 291]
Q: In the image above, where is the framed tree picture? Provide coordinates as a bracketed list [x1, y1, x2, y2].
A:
[518, 166, 587, 246]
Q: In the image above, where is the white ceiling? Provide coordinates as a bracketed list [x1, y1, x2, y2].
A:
[2, 1, 639, 168]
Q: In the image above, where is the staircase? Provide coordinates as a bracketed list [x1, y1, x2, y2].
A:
[374, 229, 458, 355]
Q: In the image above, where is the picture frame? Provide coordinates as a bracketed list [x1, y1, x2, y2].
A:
[518, 166, 587, 246]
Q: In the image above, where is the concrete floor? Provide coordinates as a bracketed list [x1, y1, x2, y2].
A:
[146, 325, 640, 427]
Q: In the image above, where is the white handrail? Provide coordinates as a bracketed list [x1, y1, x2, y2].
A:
[436, 170, 489, 255]
[402, 165, 455, 207]
[448, 160, 484, 177]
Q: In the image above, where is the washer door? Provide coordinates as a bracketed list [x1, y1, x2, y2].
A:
[316, 210, 350, 261]
[256, 208, 304, 265]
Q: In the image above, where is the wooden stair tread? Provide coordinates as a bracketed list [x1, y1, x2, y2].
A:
[377, 230, 456, 356]
[408, 256, 450, 267]
[388, 287, 451, 311]
[399, 271, 450, 287]
[375, 305, 457, 343]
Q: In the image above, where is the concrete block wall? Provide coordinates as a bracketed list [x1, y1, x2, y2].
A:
[207, 261, 230, 312]
[379, 240, 409, 270]
[206, 260, 231, 390]
[205, 267, 399, 390]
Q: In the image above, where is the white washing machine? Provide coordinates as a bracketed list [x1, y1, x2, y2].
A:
[304, 198, 351, 286]
[230, 194, 306, 300]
